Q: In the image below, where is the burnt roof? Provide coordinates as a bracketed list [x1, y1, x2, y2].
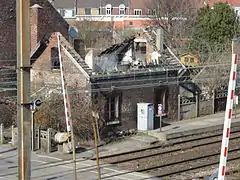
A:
[98, 36, 135, 57]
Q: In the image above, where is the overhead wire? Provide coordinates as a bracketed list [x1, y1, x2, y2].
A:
[0, 50, 235, 99]
[0, 61, 233, 90]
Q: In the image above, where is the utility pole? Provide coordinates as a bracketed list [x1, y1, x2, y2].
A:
[16, 0, 31, 179]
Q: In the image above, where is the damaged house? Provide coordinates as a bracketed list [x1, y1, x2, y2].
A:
[88, 29, 191, 129]
[29, 5, 201, 131]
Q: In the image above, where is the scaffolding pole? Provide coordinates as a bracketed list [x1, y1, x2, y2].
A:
[16, 0, 31, 179]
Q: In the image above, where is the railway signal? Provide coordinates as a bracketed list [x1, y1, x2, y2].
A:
[33, 99, 42, 110]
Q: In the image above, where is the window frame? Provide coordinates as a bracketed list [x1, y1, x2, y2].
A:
[72, 9, 76, 17]
[190, 57, 194, 63]
[106, 93, 121, 124]
[106, 8, 112, 15]
[85, 8, 92, 15]
[119, 8, 125, 15]
[148, 9, 156, 16]
[134, 9, 142, 15]
[51, 47, 60, 69]
[184, 57, 189, 63]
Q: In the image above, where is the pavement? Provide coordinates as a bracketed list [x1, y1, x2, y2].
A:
[1, 111, 240, 179]
[0, 145, 159, 180]
[85, 111, 240, 158]
[149, 111, 240, 139]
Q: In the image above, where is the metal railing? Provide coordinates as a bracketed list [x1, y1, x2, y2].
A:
[75, 14, 187, 22]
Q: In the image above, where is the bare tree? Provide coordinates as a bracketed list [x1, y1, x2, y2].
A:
[147, 0, 202, 48]
[34, 89, 106, 142]
[0, 97, 16, 127]
[192, 41, 232, 113]
[73, 21, 114, 51]
[114, 29, 137, 42]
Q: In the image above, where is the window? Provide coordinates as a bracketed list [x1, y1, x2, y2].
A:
[236, 9, 240, 16]
[106, 4, 112, 15]
[106, 94, 121, 124]
[119, 4, 125, 15]
[184, 57, 189, 63]
[119, 8, 125, 15]
[106, 8, 111, 15]
[129, 21, 133, 26]
[190, 57, 194, 63]
[148, 9, 156, 16]
[59, 9, 65, 17]
[134, 9, 142, 15]
[72, 9, 76, 17]
[85, 8, 91, 15]
[136, 42, 146, 54]
[51, 47, 60, 69]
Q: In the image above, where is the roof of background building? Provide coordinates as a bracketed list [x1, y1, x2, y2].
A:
[208, 0, 240, 6]
[52, 0, 130, 9]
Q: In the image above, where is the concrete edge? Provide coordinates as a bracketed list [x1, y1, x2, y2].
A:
[99, 162, 160, 179]
[165, 121, 240, 139]
[0, 146, 17, 154]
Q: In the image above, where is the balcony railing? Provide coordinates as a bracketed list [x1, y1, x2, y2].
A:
[75, 15, 187, 22]
[75, 15, 152, 21]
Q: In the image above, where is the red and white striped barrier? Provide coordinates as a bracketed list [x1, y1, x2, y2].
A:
[218, 54, 238, 179]
[57, 34, 71, 132]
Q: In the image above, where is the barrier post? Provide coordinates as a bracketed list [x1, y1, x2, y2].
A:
[218, 49, 238, 179]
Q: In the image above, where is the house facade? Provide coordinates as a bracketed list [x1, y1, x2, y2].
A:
[52, 0, 154, 29]
[180, 53, 199, 67]
[0, 0, 69, 99]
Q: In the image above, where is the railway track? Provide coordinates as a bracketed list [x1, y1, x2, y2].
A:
[97, 126, 240, 179]
[138, 147, 240, 177]
[102, 134, 240, 165]
[97, 125, 240, 160]
[96, 127, 240, 162]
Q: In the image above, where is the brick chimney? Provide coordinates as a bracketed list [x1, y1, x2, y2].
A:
[30, 4, 43, 51]
[156, 28, 164, 53]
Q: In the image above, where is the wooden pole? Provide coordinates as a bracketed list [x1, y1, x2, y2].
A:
[17, 0, 31, 179]
[92, 111, 101, 180]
